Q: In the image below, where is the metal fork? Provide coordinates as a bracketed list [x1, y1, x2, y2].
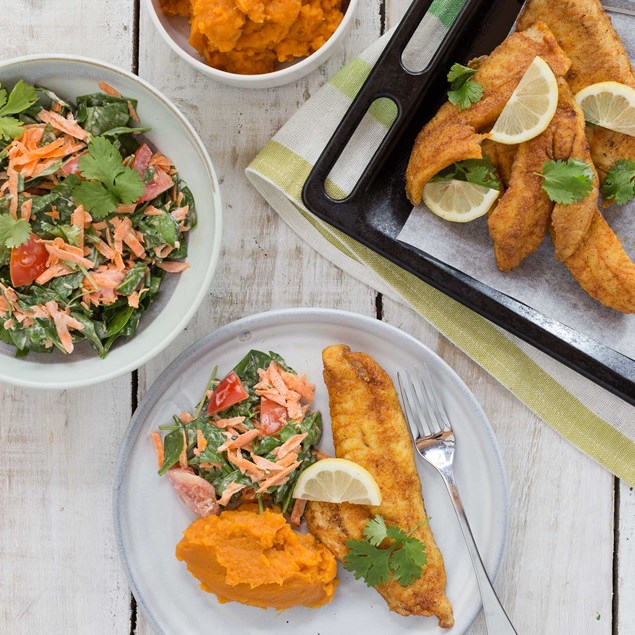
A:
[398, 366, 517, 635]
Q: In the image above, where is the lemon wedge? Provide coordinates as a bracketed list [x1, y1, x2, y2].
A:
[422, 179, 500, 222]
[488, 56, 558, 144]
[575, 81, 635, 137]
[292, 458, 382, 505]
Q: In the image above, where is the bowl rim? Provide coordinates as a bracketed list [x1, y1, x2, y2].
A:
[143, 0, 360, 85]
[0, 53, 223, 389]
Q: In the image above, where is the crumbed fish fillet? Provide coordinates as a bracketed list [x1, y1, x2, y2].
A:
[405, 22, 570, 205]
[486, 79, 599, 270]
[549, 81, 600, 262]
[517, 0, 635, 172]
[305, 345, 454, 629]
[564, 211, 635, 313]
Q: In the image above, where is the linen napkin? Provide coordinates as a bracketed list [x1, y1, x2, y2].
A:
[246, 0, 635, 485]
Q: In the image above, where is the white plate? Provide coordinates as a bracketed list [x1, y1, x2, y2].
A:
[0, 55, 222, 388]
[114, 308, 509, 635]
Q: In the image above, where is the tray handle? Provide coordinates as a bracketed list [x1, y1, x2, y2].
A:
[303, 0, 491, 209]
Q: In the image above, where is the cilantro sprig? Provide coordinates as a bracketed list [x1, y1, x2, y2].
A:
[431, 158, 500, 191]
[601, 159, 635, 205]
[537, 159, 594, 204]
[73, 136, 145, 218]
[0, 81, 38, 142]
[0, 214, 31, 250]
[343, 515, 428, 587]
[447, 63, 483, 111]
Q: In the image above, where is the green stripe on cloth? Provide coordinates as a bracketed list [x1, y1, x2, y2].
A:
[330, 58, 373, 100]
[249, 140, 635, 486]
[430, 0, 465, 28]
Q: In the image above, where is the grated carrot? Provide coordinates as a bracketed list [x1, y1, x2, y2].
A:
[98, 82, 122, 97]
[151, 432, 165, 468]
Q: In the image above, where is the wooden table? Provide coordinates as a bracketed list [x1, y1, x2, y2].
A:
[2, 1, 633, 633]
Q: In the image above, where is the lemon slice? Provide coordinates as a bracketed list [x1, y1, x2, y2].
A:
[575, 81, 635, 137]
[422, 179, 500, 222]
[292, 458, 382, 505]
[489, 56, 558, 144]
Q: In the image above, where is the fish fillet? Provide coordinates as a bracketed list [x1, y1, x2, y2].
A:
[517, 0, 635, 171]
[564, 211, 635, 313]
[549, 81, 600, 262]
[305, 345, 454, 628]
[486, 79, 598, 269]
[481, 139, 517, 189]
[487, 138, 553, 271]
[405, 22, 570, 205]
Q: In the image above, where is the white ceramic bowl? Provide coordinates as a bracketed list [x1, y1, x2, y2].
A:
[0, 55, 222, 389]
[145, 0, 359, 88]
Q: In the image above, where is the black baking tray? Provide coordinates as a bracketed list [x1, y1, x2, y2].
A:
[302, 0, 635, 405]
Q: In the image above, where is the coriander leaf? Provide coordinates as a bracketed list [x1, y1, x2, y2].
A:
[601, 159, 635, 205]
[385, 523, 409, 543]
[343, 539, 392, 587]
[447, 62, 483, 111]
[75, 136, 144, 216]
[344, 515, 428, 588]
[78, 136, 128, 183]
[447, 63, 475, 84]
[0, 86, 7, 110]
[363, 515, 389, 546]
[0, 81, 38, 116]
[538, 159, 594, 204]
[390, 536, 428, 587]
[112, 168, 145, 204]
[0, 115, 25, 141]
[449, 80, 483, 110]
[0, 215, 31, 249]
[431, 158, 500, 191]
[73, 180, 119, 218]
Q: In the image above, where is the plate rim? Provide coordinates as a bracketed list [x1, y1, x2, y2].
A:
[113, 307, 510, 635]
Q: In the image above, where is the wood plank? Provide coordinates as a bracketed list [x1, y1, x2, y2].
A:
[618, 480, 635, 632]
[0, 2, 135, 634]
[133, 2, 381, 632]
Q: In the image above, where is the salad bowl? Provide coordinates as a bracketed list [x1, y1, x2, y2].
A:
[0, 55, 222, 389]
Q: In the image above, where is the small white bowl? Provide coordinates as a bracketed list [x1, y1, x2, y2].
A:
[0, 55, 222, 389]
[145, 0, 359, 88]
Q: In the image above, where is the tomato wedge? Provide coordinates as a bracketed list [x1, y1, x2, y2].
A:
[139, 167, 173, 203]
[207, 370, 249, 415]
[167, 468, 219, 517]
[260, 397, 287, 435]
[10, 234, 49, 287]
[132, 143, 152, 177]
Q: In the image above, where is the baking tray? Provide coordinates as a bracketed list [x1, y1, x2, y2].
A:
[302, 0, 635, 405]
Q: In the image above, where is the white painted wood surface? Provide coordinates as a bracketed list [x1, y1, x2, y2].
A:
[1, 1, 631, 634]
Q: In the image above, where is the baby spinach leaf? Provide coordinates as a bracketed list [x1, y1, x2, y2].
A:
[158, 428, 184, 475]
[116, 261, 147, 296]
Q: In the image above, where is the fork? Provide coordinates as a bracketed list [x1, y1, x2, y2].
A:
[398, 366, 517, 635]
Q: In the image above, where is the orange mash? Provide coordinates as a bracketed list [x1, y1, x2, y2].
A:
[159, 0, 344, 74]
[176, 506, 339, 609]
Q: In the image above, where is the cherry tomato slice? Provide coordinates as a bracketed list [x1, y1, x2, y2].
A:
[207, 370, 249, 415]
[167, 468, 219, 517]
[10, 234, 49, 287]
[260, 397, 287, 435]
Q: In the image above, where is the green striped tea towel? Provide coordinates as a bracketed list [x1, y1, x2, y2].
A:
[246, 0, 635, 484]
